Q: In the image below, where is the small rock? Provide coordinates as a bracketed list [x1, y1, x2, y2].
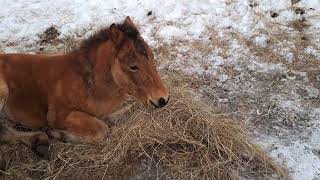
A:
[249, 2, 258, 8]
[270, 12, 279, 18]
[301, 36, 307, 41]
[295, 8, 305, 15]
[39, 26, 60, 44]
[147, 11, 152, 16]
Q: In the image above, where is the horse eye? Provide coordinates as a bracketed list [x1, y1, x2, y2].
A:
[129, 65, 139, 71]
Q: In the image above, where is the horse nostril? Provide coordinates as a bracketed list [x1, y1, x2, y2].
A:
[158, 97, 167, 108]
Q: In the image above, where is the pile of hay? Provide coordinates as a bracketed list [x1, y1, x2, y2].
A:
[0, 76, 288, 180]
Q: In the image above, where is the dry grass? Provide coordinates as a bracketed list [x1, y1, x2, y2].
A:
[0, 74, 289, 180]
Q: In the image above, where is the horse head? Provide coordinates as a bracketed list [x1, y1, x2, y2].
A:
[108, 17, 169, 108]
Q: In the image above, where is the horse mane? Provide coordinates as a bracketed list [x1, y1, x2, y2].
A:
[71, 22, 143, 89]
[74, 23, 140, 52]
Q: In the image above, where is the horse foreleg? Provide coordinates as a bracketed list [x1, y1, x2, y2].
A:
[50, 111, 108, 144]
[0, 124, 49, 159]
[101, 103, 136, 127]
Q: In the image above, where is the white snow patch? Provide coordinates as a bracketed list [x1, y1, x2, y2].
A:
[299, 0, 320, 9]
[305, 46, 320, 59]
[158, 26, 188, 40]
[249, 61, 284, 73]
[271, 141, 320, 180]
[258, 133, 320, 180]
[255, 35, 268, 47]
[305, 85, 320, 98]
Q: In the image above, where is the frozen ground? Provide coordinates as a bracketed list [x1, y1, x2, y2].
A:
[0, 0, 320, 179]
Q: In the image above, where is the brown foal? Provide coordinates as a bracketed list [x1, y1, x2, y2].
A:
[0, 17, 169, 158]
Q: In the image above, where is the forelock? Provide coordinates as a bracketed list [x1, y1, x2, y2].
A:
[116, 23, 148, 57]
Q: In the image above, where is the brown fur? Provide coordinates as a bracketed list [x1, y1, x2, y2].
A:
[0, 17, 168, 156]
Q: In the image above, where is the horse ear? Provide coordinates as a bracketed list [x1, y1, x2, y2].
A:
[124, 16, 138, 31]
[109, 23, 123, 45]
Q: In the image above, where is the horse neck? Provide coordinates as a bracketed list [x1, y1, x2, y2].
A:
[89, 42, 124, 99]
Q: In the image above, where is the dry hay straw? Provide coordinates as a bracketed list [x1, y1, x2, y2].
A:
[0, 75, 289, 180]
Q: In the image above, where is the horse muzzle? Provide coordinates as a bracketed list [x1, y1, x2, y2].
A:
[149, 96, 169, 108]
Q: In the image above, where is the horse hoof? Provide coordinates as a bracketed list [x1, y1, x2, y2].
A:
[105, 119, 116, 128]
[35, 143, 49, 160]
[31, 133, 50, 160]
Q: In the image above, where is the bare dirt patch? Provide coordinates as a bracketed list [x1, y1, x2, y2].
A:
[39, 26, 61, 44]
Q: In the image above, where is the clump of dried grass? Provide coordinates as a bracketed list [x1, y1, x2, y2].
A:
[0, 76, 289, 180]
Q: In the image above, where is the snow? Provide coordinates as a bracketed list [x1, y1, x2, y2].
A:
[158, 26, 188, 40]
[305, 85, 320, 98]
[299, 0, 320, 9]
[305, 46, 320, 59]
[1, 0, 320, 179]
[249, 61, 284, 73]
[259, 135, 320, 180]
[255, 35, 268, 47]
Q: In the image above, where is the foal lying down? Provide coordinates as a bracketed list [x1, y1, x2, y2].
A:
[0, 17, 169, 158]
